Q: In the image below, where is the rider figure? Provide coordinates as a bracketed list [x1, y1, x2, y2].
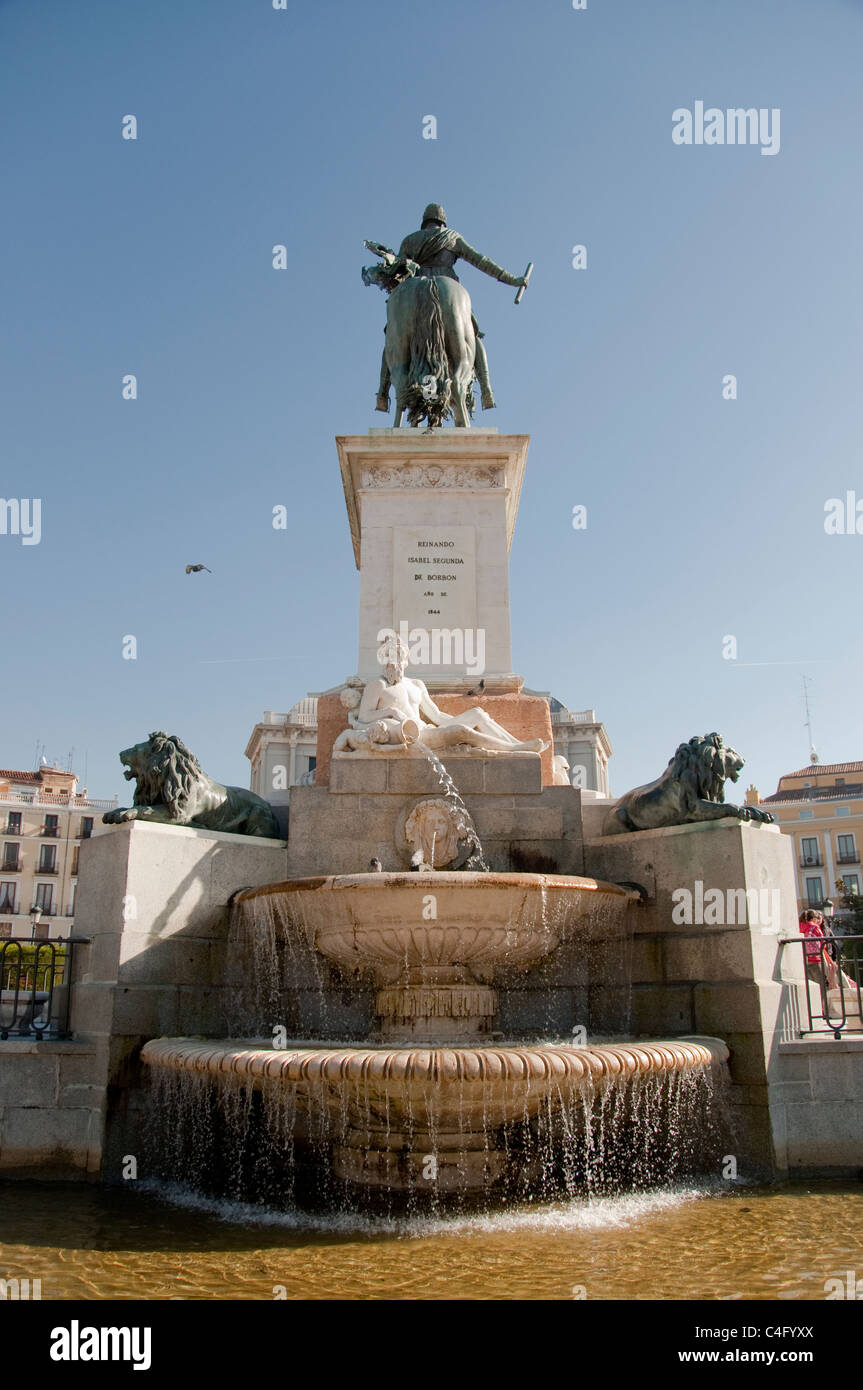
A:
[375, 203, 526, 415]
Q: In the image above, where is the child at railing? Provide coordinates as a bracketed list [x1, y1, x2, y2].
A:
[798, 909, 858, 993]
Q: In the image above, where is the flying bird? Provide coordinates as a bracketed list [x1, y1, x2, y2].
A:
[185, 564, 212, 574]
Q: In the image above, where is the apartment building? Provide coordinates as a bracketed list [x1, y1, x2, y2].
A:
[747, 760, 863, 919]
[0, 765, 117, 939]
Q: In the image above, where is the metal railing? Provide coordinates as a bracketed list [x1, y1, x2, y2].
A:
[0, 937, 89, 1040]
[1, 862, 22, 872]
[836, 853, 860, 864]
[779, 934, 863, 1039]
[799, 856, 823, 867]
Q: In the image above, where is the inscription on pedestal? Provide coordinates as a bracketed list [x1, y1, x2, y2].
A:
[393, 525, 477, 633]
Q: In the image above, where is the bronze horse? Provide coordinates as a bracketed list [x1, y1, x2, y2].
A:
[384, 273, 476, 429]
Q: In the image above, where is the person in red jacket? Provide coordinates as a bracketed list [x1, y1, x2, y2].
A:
[799, 909, 856, 991]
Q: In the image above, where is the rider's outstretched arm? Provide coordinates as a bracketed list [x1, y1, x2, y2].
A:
[455, 237, 524, 288]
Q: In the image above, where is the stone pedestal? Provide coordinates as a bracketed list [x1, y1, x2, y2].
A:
[65, 821, 288, 1179]
[337, 428, 528, 683]
[583, 818, 806, 1175]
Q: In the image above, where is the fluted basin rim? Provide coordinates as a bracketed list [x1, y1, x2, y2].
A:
[141, 1036, 729, 1085]
[233, 871, 638, 903]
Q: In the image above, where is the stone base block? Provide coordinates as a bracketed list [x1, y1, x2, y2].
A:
[333, 1128, 508, 1191]
[374, 983, 498, 1042]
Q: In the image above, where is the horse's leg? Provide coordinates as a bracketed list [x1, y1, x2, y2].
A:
[390, 362, 409, 427]
[451, 367, 470, 427]
[452, 334, 474, 428]
[442, 285, 474, 428]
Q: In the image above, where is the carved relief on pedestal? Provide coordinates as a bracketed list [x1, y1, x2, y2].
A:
[361, 464, 503, 490]
[402, 797, 472, 868]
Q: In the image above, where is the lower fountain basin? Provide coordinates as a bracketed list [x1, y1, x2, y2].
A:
[142, 1036, 729, 1191]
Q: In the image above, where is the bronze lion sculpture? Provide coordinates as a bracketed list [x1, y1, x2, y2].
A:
[102, 732, 281, 839]
[602, 732, 774, 835]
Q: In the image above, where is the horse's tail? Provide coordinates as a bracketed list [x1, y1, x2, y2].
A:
[406, 276, 451, 427]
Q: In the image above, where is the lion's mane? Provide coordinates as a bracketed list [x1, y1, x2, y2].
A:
[132, 732, 205, 822]
[666, 733, 739, 805]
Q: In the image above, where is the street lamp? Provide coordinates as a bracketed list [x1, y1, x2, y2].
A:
[823, 898, 834, 920]
[29, 905, 42, 939]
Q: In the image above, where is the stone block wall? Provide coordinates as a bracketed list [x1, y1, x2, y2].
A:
[0, 821, 288, 1180]
[288, 756, 583, 877]
[583, 818, 827, 1175]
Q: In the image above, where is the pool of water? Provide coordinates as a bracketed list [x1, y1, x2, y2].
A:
[1, 1180, 861, 1300]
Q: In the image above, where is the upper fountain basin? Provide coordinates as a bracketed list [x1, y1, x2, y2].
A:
[235, 871, 635, 985]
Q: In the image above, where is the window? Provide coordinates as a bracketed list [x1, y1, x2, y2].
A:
[0, 922, 11, 939]
[2, 843, 19, 870]
[805, 878, 823, 906]
[38, 844, 57, 872]
[801, 837, 820, 865]
[6, 812, 21, 834]
[43, 814, 59, 837]
[0, 883, 16, 912]
[836, 806, 851, 817]
[34, 883, 53, 914]
[308, 757, 317, 773]
[33, 922, 49, 940]
[68, 884, 76, 917]
[837, 834, 858, 863]
[799, 809, 814, 820]
[71, 848, 79, 876]
[843, 874, 860, 895]
[80, 817, 93, 839]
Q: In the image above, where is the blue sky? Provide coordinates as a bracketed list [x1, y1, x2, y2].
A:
[2, 0, 862, 801]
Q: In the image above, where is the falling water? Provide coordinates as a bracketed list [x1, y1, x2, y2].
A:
[414, 741, 489, 871]
[142, 1048, 732, 1217]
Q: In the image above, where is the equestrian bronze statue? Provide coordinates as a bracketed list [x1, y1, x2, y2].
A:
[363, 203, 532, 429]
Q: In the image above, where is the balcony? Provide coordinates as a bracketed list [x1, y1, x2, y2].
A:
[800, 856, 823, 868]
[1, 862, 22, 873]
[0, 907, 19, 916]
[837, 852, 860, 865]
[36, 864, 58, 875]
[40, 826, 59, 837]
[4, 823, 22, 836]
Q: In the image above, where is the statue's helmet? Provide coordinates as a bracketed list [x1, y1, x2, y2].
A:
[421, 203, 447, 227]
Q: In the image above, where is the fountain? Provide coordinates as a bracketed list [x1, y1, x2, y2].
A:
[141, 859, 729, 1199]
[124, 208, 742, 1208]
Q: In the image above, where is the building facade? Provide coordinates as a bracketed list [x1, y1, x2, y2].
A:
[748, 760, 863, 920]
[0, 766, 116, 940]
[246, 699, 319, 807]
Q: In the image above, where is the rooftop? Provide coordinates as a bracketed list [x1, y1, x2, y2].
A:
[781, 761, 863, 779]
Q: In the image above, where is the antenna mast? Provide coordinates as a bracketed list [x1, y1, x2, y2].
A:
[802, 676, 819, 765]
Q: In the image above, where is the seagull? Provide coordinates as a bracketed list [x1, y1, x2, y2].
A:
[368, 857, 383, 873]
[185, 564, 212, 574]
